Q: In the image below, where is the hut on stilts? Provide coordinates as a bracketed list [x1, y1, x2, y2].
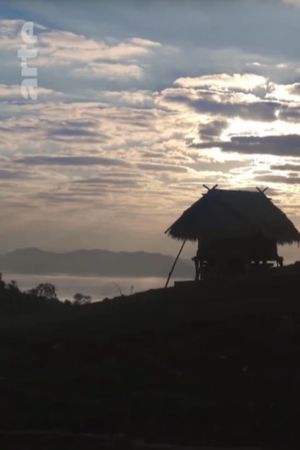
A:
[165, 186, 300, 282]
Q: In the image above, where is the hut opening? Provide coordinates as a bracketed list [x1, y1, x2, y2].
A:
[166, 187, 300, 280]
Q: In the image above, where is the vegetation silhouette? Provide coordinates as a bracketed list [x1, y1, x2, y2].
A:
[73, 292, 92, 305]
[0, 273, 90, 314]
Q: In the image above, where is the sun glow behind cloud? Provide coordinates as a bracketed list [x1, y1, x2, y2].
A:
[224, 118, 300, 139]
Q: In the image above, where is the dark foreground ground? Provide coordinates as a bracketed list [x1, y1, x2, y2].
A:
[1, 267, 300, 449]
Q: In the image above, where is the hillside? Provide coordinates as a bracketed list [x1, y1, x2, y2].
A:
[0, 268, 300, 448]
[0, 248, 193, 277]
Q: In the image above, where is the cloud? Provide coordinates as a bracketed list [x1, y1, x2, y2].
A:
[72, 62, 143, 80]
[158, 74, 280, 122]
[0, 19, 46, 50]
[186, 158, 248, 172]
[159, 90, 279, 122]
[282, 0, 300, 6]
[0, 84, 62, 101]
[256, 174, 300, 184]
[47, 127, 100, 139]
[0, 20, 160, 62]
[15, 156, 129, 167]
[175, 73, 268, 94]
[193, 134, 300, 157]
[73, 177, 139, 188]
[271, 164, 300, 171]
[137, 163, 188, 173]
[291, 83, 300, 94]
[0, 18, 163, 94]
[278, 106, 300, 122]
[38, 31, 160, 64]
[198, 119, 228, 141]
[0, 169, 31, 180]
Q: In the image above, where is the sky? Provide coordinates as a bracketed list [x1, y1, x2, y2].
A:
[1, 0, 300, 260]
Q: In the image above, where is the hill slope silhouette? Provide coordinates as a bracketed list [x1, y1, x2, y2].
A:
[1, 267, 300, 448]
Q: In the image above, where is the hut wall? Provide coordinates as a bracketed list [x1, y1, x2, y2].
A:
[199, 236, 278, 262]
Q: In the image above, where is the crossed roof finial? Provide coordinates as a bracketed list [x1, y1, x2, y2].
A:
[203, 184, 218, 192]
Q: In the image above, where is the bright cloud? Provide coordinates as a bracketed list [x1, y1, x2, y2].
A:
[175, 73, 269, 93]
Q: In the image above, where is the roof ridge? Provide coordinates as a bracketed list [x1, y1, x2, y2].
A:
[166, 187, 300, 243]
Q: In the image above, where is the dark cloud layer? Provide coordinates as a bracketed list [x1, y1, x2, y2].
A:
[138, 163, 188, 173]
[256, 174, 300, 184]
[198, 119, 228, 141]
[271, 164, 300, 171]
[0, 169, 30, 180]
[194, 134, 300, 157]
[74, 177, 139, 187]
[47, 128, 99, 138]
[163, 91, 279, 122]
[278, 106, 300, 122]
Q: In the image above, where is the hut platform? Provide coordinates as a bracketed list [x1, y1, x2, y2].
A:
[174, 280, 201, 288]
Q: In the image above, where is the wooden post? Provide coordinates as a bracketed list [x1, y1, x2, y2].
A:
[165, 240, 186, 288]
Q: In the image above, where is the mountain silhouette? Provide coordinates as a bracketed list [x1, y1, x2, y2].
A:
[0, 248, 193, 277]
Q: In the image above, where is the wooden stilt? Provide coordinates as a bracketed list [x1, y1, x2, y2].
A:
[165, 240, 186, 288]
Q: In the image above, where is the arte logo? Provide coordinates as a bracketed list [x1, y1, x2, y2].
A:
[18, 22, 38, 100]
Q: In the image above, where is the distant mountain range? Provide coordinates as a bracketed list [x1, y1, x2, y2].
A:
[0, 248, 193, 278]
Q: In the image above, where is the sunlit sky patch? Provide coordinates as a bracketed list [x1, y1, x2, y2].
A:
[1, 0, 300, 260]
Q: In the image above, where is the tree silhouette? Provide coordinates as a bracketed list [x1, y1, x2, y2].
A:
[8, 280, 20, 293]
[32, 283, 57, 300]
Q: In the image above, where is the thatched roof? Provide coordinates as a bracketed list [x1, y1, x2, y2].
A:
[166, 188, 300, 244]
